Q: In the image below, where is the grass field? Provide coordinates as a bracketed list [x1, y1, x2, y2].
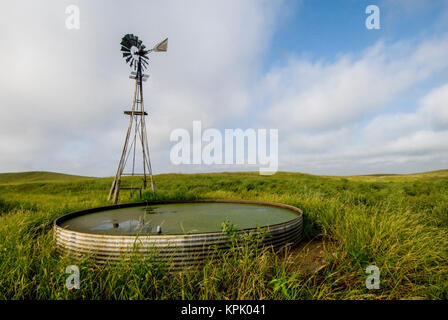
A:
[0, 170, 447, 299]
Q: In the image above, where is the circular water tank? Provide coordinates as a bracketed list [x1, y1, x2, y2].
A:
[54, 200, 303, 269]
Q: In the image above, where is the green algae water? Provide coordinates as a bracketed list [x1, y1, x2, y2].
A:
[60, 202, 298, 235]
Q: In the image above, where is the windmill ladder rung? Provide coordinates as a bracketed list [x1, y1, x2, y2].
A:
[122, 173, 148, 176]
[123, 111, 148, 116]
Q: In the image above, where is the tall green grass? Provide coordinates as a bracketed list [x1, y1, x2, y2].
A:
[0, 171, 447, 299]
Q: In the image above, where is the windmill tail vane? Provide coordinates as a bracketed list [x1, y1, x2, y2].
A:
[108, 34, 168, 204]
[153, 38, 168, 52]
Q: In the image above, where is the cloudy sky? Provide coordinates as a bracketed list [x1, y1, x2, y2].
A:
[1, 0, 448, 176]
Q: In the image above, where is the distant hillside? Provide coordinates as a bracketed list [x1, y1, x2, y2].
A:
[413, 169, 448, 176]
[0, 169, 447, 186]
[345, 169, 448, 182]
[0, 171, 92, 185]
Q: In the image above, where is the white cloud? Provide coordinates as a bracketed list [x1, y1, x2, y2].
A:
[259, 37, 448, 131]
[420, 83, 448, 130]
[251, 34, 448, 175]
[0, 0, 283, 176]
[276, 81, 448, 175]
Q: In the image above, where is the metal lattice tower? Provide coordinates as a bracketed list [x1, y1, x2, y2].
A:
[108, 34, 167, 204]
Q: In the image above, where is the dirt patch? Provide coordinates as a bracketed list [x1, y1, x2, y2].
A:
[281, 238, 328, 273]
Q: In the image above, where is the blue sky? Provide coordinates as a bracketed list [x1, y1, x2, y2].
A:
[1, 0, 448, 176]
[267, 0, 448, 64]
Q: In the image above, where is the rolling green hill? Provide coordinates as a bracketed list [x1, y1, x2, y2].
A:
[1, 169, 448, 185]
[0, 171, 92, 185]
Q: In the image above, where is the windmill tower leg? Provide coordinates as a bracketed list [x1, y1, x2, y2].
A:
[138, 75, 156, 193]
[108, 78, 139, 204]
[140, 111, 147, 189]
[142, 115, 156, 192]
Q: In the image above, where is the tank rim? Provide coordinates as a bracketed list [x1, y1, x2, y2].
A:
[54, 199, 303, 237]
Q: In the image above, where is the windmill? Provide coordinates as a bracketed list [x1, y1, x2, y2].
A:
[108, 34, 168, 204]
